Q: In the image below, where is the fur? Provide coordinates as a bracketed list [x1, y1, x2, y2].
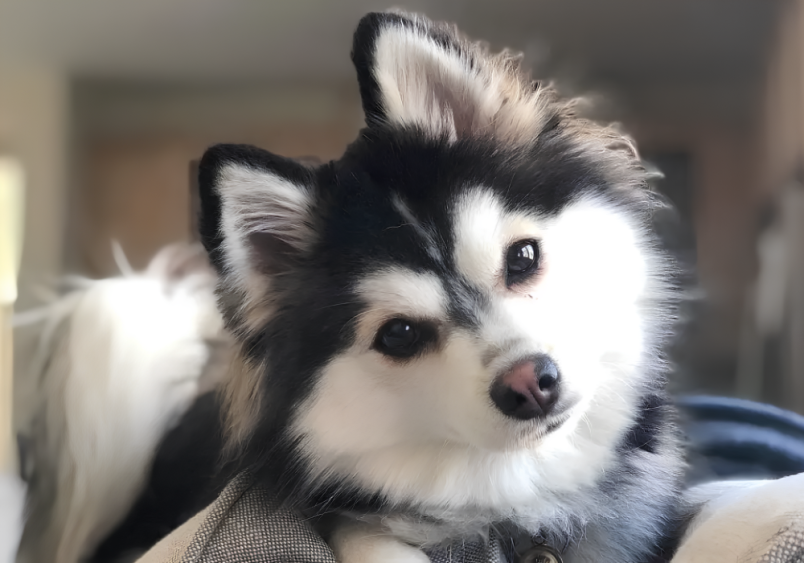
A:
[14, 243, 227, 563]
[196, 11, 687, 563]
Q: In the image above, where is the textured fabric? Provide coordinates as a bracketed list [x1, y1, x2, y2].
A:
[137, 473, 507, 563]
[137, 473, 804, 563]
[672, 473, 804, 563]
[758, 526, 804, 563]
[175, 473, 335, 563]
[426, 538, 507, 563]
[140, 506, 212, 563]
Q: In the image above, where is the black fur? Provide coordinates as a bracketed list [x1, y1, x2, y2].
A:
[620, 394, 675, 455]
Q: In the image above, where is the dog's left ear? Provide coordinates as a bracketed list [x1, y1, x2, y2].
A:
[197, 144, 316, 311]
[352, 12, 549, 142]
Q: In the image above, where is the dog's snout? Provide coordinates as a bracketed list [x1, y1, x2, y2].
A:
[490, 354, 560, 420]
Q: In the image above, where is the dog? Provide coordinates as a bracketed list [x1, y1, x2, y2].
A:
[193, 11, 687, 563]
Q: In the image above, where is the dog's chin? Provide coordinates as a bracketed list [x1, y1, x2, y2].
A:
[504, 404, 576, 449]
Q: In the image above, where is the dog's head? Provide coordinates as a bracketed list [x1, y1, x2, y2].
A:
[198, 13, 678, 513]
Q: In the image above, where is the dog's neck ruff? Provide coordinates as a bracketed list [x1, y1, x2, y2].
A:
[295, 406, 634, 548]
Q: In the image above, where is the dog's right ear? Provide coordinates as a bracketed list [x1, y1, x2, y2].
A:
[198, 144, 316, 308]
[351, 11, 550, 143]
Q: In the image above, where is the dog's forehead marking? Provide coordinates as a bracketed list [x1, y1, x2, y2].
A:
[390, 194, 444, 264]
[356, 267, 447, 321]
[452, 188, 541, 288]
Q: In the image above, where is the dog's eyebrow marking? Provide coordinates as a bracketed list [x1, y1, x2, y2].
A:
[356, 267, 447, 320]
[452, 188, 504, 288]
[391, 194, 444, 263]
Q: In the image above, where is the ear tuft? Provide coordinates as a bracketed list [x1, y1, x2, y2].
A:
[198, 144, 316, 312]
[351, 11, 556, 143]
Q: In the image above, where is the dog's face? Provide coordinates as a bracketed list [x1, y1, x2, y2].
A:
[199, 13, 675, 512]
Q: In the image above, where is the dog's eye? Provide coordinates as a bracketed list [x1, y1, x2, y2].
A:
[505, 240, 540, 285]
[374, 319, 425, 358]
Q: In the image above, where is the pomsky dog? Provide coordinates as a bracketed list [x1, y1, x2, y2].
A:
[198, 11, 685, 563]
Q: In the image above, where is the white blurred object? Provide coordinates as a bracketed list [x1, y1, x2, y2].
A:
[0, 158, 24, 306]
[0, 474, 25, 563]
[0, 157, 25, 563]
[755, 220, 788, 336]
[14, 242, 227, 563]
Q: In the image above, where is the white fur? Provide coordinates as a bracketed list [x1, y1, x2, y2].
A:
[294, 190, 661, 547]
[452, 188, 544, 290]
[15, 244, 224, 563]
[217, 163, 313, 310]
[374, 26, 486, 140]
[330, 520, 431, 563]
[357, 268, 447, 326]
[294, 269, 448, 460]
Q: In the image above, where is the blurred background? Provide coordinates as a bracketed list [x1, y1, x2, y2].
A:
[1, 0, 802, 412]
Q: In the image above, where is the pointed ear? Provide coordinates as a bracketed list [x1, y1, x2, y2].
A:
[198, 144, 316, 307]
[352, 12, 551, 142]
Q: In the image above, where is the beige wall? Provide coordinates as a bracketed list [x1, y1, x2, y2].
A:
[78, 124, 361, 276]
[0, 65, 69, 311]
[754, 0, 804, 412]
[758, 0, 803, 198]
[72, 82, 363, 276]
[627, 116, 762, 391]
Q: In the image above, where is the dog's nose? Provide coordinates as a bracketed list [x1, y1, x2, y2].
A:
[490, 354, 560, 420]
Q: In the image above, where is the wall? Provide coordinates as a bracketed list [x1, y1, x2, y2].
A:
[752, 0, 804, 412]
[626, 115, 762, 393]
[0, 65, 69, 311]
[70, 81, 363, 276]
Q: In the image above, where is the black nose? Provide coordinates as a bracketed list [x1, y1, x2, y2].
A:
[490, 354, 560, 420]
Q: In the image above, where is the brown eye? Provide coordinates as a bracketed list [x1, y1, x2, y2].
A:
[373, 318, 437, 359]
[505, 240, 540, 286]
[380, 319, 417, 348]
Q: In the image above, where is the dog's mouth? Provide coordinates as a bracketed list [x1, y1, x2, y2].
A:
[513, 401, 576, 442]
[544, 397, 580, 430]
[544, 415, 568, 434]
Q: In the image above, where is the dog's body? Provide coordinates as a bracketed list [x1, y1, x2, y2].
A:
[195, 11, 686, 563]
[14, 244, 228, 563]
